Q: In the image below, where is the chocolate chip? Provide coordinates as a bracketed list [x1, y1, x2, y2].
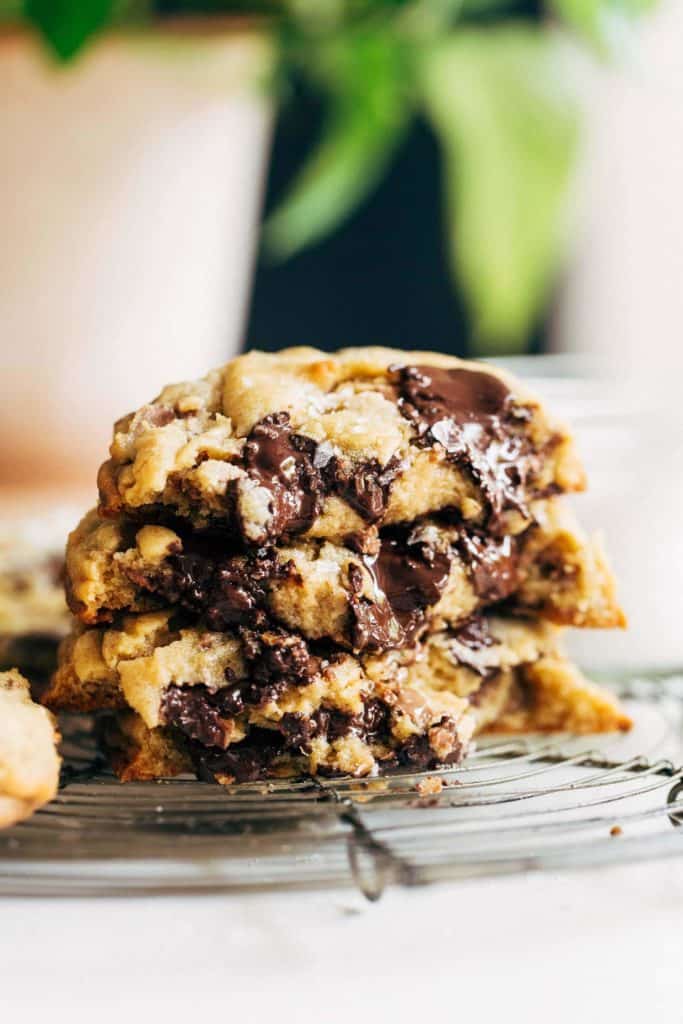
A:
[447, 616, 501, 676]
[346, 530, 451, 652]
[399, 717, 462, 768]
[240, 628, 321, 687]
[322, 455, 401, 524]
[343, 530, 380, 556]
[161, 684, 237, 749]
[280, 697, 393, 757]
[279, 712, 318, 753]
[357, 697, 391, 743]
[194, 728, 285, 783]
[372, 533, 451, 634]
[242, 413, 323, 539]
[455, 528, 519, 603]
[347, 561, 403, 653]
[452, 616, 494, 650]
[128, 540, 285, 631]
[395, 364, 539, 525]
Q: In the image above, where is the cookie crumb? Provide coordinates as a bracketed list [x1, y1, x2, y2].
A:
[610, 825, 622, 837]
[416, 775, 443, 797]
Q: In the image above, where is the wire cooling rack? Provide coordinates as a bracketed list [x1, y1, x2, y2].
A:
[2, 677, 683, 899]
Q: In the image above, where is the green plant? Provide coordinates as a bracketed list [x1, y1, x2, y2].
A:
[1, 0, 657, 351]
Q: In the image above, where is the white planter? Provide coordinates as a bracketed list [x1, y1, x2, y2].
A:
[0, 26, 273, 488]
[552, 0, 683, 674]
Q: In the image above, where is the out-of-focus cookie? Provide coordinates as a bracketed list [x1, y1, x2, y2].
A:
[0, 669, 61, 827]
[0, 512, 72, 685]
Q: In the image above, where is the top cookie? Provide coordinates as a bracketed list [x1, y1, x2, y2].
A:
[97, 347, 585, 546]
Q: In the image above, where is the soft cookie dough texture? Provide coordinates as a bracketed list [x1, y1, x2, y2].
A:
[46, 347, 628, 784]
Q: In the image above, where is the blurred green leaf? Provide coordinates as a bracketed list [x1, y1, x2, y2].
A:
[263, 28, 413, 259]
[0, 0, 23, 17]
[550, 0, 658, 53]
[421, 26, 580, 351]
[23, 0, 118, 59]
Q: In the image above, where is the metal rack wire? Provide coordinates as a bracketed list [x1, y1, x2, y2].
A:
[2, 678, 682, 899]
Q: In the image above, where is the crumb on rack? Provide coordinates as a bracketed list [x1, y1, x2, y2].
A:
[416, 776, 444, 797]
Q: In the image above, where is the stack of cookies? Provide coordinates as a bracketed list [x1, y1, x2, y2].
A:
[43, 348, 630, 784]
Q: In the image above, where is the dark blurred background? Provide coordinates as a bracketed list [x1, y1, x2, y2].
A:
[247, 112, 546, 359]
[247, 8, 547, 358]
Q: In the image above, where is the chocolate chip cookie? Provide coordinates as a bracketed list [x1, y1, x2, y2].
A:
[0, 670, 61, 827]
[97, 348, 584, 546]
[64, 499, 622, 654]
[45, 345, 628, 785]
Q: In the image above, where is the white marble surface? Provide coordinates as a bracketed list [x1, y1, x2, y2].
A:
[3, 860, 682, 1021]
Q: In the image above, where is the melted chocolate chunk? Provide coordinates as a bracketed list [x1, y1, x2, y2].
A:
[240, 628, 321, 688]
[356, 697, 392, 744]
[278, 705, 355, 754]
[346, 531, 451, 652]
[131, 541, 287, 631]
[347, 562, 402, 652]
[163, 631, 321, 752]
[399, 364, 510, 424]
[322, 456, 401, 523]
[343, 530, 380, 556]
[455, 529, 519, 603]
[447, 617, 500, 676]
[453, 616, 494, 649]
[373, 534, 451, 634]
[398, 717, 463, 769]
[395, 364, 537, 525]
[279, 712, 320, 753]
[161, 683, 243, 749]
[240, 410, 402, 539]
[243, 413, 323, 538]
[194, 728, 285, 783]
[280, 697, 392, 757]
[187, 695, 460, 781]
[243, 676, 290, 708]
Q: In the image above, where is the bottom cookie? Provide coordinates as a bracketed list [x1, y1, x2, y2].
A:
[0, 669, 61, 827]
[101, 648, 630, 785]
